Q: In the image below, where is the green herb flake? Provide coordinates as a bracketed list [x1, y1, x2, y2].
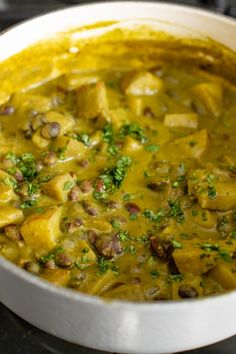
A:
[39, 246, 64, 264]
[171, 239, 182, 249]
[150, 270, 160, 278]
[63, 181, 75, 191]
[117, 230, 129, 242]
[144, 144, 160, 152]
[168, 274, 183, 282]
[119, 123, 147, 143]
[76, 133, 91, 147]
[143, 209, 165, 223]
[111, 219, 121, 229]
[20, 199, 38, 209]
[231, 230, 236, 239]
[168, 200, 184, 223]
[192, 209, 198, 217]
[3, 177, 17, 190]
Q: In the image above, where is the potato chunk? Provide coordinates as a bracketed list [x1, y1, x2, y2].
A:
[164, 113, 198, 129]
[42, 269, 70, 286]
[90, 270, 118, 295]
[121, 71, 163, 96]
[192, 82, 223, 117]
[32, 130, 50, 149]
[197, 182, 236, 211]
[173, 243, 217, 275]
[169, 129, 208, 158]
[53, 136, 86, 161]
[20, 206, 62, 256]
[43, 173, 75, 202]
[209, 264, 236, 290]
[0, 207, 23, 228]
[0, 170, 16, 205]
[122, 136, 143, 154]
[77, 82, 108, 120]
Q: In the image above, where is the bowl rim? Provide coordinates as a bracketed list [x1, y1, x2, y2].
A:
[1, 0, 236, 309]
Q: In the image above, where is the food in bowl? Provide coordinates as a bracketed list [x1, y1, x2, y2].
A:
[0, 22, 236, 302]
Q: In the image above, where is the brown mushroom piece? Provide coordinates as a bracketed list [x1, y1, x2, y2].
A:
[5, 224, 23, 242]
[95, 233, 122, 259]
[150, 236, 173, 262]
[178, 284, 199, 299]
[55, 253, 74, 268]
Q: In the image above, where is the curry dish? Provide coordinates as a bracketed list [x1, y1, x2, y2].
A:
[1, 27, 236, 301]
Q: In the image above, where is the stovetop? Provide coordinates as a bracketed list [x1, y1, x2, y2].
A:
[0, 1, 236, 353]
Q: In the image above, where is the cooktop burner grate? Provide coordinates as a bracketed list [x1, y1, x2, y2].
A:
[0, 1, 236, 353]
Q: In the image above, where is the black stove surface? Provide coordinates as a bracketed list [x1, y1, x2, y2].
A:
[1, 1, 236, 353]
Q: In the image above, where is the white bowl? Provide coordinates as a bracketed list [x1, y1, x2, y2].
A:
[0, 2, 236, 353]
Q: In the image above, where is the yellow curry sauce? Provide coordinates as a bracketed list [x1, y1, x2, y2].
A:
[1, 25, 236, 301]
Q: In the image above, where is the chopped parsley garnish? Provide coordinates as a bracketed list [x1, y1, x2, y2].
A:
[63, 180, 75, 191]
[39, 247, 64, 264]
[76, 133, 91, 147]
[57, 146, 67, 160]
[102, 123, 118, 156]
[168, 274, 183, 282]
[27, 183, 39, 196]
[192, 209, 198, 217]
[144, 144, 160, 152]
[119, 123, 147, 143]
[124, 244, 136, 255]
[93, 156, 132, 200]
[218, 249, 232, 262]
[171, 239, 182, 249]
[117, 230, 129, 242]
[6, 152, 37, 182]
[20, 199, 38, 209]
[171, 175, 185, 189]
[96, 257, 119, 276]
[168, 200, 184, 223]
[231, 230, 236, 239]
[3, 176, 18, 190]
[150, 270, 160, 278]
[143, 209, 165, 223]
[208, 185, 217, 199]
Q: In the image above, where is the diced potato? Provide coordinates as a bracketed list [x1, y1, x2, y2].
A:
[90, 270, 118, 295]
[169, 129, 208, 158]
[77, 82, 108, 120]
[173, 243, 217, 275]
[46, 111, 74, 135]
[192, 82, 223, 117]
[11, 93, 52, 114]
[53, 136, 87, 160]
[209, 264, 236, 290]
[121, 71, 163, 96]
[191, 208, 216, 229]
[76, 239, 97, 263]
[83, 219, 112, 233]
[164, 113, 198, 129]
[197, 182, 236, 211]
[0, 207, 23, 228]
[102, 284, 145, 301]
[59, 73, 99, 90]
[42, 269, 70, 286]
[43, 173, 75, 202]
[32, 130, 50, 149]
[122, 136, 143, 154]
[20, 206, 62, 256]
[0, 170, 16, 205]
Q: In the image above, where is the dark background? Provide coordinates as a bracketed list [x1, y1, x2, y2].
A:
[0, 1, 236, 353]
